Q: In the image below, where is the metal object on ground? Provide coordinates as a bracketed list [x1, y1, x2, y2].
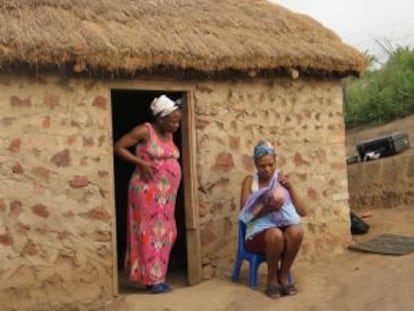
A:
[356, 131, 410, 161]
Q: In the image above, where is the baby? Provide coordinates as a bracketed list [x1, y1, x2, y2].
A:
[263, 183, 286, 209]
[245, 171, 299, 227]
[248, 171, 286, 215]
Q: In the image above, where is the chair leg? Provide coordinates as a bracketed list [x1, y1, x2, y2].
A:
[249, 260, 260, 288]
[231, 259, 242, 282]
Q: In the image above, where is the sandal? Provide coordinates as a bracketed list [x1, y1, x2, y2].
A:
[150, 283, 172, 294]
[280, 283, 298, 296]
[265, 285, 282, 299]
[160, 283, 172, 291]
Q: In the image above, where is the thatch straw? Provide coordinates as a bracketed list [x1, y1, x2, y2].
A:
[0, 0, 368, 75]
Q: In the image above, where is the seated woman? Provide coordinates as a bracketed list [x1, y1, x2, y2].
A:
[239, 141, 307, 299]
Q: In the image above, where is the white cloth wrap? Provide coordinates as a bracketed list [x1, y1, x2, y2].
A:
[150, 95, 178, 117]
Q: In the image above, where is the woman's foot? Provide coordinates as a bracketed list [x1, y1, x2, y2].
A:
[148, 283, 173, 294]
[159, 283, 172, 291]
[280, 283, 298, 296]
[264, 285, 282, 299]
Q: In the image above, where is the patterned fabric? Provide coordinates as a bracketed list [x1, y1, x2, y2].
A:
[124, 122, 181, 285]
[253, 141, 276, 159]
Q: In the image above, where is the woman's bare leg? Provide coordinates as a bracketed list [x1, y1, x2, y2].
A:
[264, 228, 284, 289]
[278, 225, 304, 286]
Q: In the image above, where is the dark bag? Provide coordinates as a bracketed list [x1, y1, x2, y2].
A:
[350, 211, 370, 235]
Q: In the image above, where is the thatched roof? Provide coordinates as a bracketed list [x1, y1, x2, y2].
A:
[0, 0, 368, 76]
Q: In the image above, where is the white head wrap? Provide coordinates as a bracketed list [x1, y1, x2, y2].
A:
[150, 95, 180, 118]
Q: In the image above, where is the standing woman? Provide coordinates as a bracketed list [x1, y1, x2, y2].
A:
[114, 95, 182, 294]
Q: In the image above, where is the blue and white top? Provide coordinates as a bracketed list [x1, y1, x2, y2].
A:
[239, 170, 301, 240]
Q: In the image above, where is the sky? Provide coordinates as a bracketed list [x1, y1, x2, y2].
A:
[270, 0, 414, 65]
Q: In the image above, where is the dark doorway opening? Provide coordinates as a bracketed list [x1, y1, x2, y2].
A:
[111, 90, 188, 292]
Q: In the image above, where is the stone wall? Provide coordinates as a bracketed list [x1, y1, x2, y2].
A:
[348, 149, 414, 210]
[0, 74, 114, 310]
[0, 73, 352, 308]
[193, 79, 352, 279]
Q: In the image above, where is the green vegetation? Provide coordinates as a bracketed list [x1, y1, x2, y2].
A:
[343, 46, 414, 126]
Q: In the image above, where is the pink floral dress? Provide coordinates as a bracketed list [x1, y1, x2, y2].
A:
[124, 123, 181, 285]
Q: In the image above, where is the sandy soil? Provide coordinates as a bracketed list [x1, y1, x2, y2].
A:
[109, 116, 414, 311]
[111, 207, 414, 311]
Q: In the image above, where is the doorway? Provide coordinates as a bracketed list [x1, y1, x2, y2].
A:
[111, 90, 189, 292]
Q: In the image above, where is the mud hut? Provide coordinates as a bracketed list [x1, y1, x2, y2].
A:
[0, 0, 367, 309]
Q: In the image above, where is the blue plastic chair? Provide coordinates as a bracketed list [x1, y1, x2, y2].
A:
[231, 221, 266, 288]
[231, 221, 292, 288]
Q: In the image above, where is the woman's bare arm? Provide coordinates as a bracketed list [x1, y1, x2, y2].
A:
[113, 124, 158, 182]
[240, 175, 253, 210]
[113, 125, 149, 166]
[279, 174, 307, 217]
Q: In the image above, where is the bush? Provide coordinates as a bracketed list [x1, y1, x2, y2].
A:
[343, 46, 414, 125]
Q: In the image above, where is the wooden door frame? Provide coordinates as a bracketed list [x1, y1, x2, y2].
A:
[107, 81, 202, 295]
[180, 91, 202, 285]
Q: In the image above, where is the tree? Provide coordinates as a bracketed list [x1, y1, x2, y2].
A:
[343, 45, 414, 125]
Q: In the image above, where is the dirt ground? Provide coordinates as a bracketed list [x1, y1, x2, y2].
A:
[110, 115, 414, 311]
[112, 207, 414, 311]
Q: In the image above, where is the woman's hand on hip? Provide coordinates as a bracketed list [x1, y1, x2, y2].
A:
[138, 161, 157, 182]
